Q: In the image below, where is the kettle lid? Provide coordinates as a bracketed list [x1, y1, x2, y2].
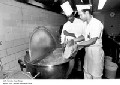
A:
[29, 26, 57, 63]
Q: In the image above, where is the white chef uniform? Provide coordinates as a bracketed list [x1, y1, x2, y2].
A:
[61, 18, 85, 44]
[61, 18, 85, 77]
[61, 18, 85, 59]
[60, 1, 75, 77]
[84, 17, 104, 78]
[60, 1, 85, 77]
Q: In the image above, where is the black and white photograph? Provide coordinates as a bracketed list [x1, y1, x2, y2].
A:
[0, 0, 120, 84]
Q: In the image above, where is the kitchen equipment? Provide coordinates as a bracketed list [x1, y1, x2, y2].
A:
[18, 26, 76, 79]
[19, 49, 74, 79]
[108, 35, 120, 47]
[105, 61, 118, 79]
[29, 26, 57, 63]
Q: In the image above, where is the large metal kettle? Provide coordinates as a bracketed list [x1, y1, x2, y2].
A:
[29, 26, 57, 63]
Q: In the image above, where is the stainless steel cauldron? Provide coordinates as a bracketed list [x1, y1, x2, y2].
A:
[29, 26, 57, 62]
[18, 26, 75, 79]
[21, 50, 75, 79]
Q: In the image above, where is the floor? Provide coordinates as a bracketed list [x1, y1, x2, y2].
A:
[68, 68, 84, 79]
[16, 49, 120, 79]
[67, 49, 120, 79]
[68, 62, 120, 79]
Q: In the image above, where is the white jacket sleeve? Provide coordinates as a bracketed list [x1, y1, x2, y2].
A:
[90, 22, 103, 39]
[61, 30, 66, 44]
[60, 23, 67, 44]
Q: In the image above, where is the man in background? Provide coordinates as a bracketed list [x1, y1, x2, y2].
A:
[61, 12, 85, 47]
[60, 1, 85, 77]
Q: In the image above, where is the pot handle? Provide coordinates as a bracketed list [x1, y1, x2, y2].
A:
[18, 59, 26, 71]
[26, 72, 41, 79]
[33, 72, 41, 79]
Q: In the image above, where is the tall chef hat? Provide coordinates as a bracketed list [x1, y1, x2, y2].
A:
[76, 4, 92, 12]
[60, 1, 73, 16]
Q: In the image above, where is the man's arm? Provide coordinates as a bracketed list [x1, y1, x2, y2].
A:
[74, 35, 85, 42]
[78, 37, 98, 47]
[63, 30, 76, 38]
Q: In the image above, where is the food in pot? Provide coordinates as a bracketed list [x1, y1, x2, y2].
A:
[38, 48, 68, 66]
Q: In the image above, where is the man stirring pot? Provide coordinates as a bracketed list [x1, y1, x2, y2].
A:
[60, 1, 85, 77]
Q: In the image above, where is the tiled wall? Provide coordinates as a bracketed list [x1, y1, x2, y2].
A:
[0, 0, 66, 71]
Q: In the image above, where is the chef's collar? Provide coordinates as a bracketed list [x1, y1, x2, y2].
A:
[86, 16, 93, 25]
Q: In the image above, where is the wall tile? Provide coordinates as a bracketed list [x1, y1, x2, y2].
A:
[2, 63, 10, 71]
[22, 6, 66, 26]
[0, 50, 7, 58]
[0, 41, 14, 50]
[6, 47, 16, 56]
[25, 43, 29, 49]
[12, 26, 25, 40]
[5, 33, 15, 42]
[15, 50, 26, 60]
[7, 44, 27, 55]
[0, 3, 22, 28]
[24, 37, 29, 43]
[4, 27, 14, 42]
[0, 0, 22, 8]
[1, 54, 16, 65]
[9, 60, 18, 69]
[13, 33, 23, 40]
[14, 38, 25, 47]
[0, 34, 5, 42]
[9, 65, 21, 71]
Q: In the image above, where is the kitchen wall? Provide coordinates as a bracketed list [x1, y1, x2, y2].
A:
[94, 11, 120, 62]
[94, 11, 120, 36]
[0, 0, 66, 71]
[104, 11, 120, 36]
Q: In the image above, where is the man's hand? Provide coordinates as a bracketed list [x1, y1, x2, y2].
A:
[67, 39, 75, 47]
[63, 30, 76, 38]
[77, 37, 98, 47]
[74, 35, 85, 43]
[63, 30, 70, 36]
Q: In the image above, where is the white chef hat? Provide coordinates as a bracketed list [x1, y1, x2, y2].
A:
[60, 1, 73, 16]
[76, 4, 92, 12]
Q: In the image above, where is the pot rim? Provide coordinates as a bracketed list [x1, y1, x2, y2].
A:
[25, 58, 72, 67]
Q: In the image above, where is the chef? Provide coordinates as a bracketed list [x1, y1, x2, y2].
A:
[60, 1, 85, 49]
[60, 1, 85, 77]
[74, 5, 104, 79]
